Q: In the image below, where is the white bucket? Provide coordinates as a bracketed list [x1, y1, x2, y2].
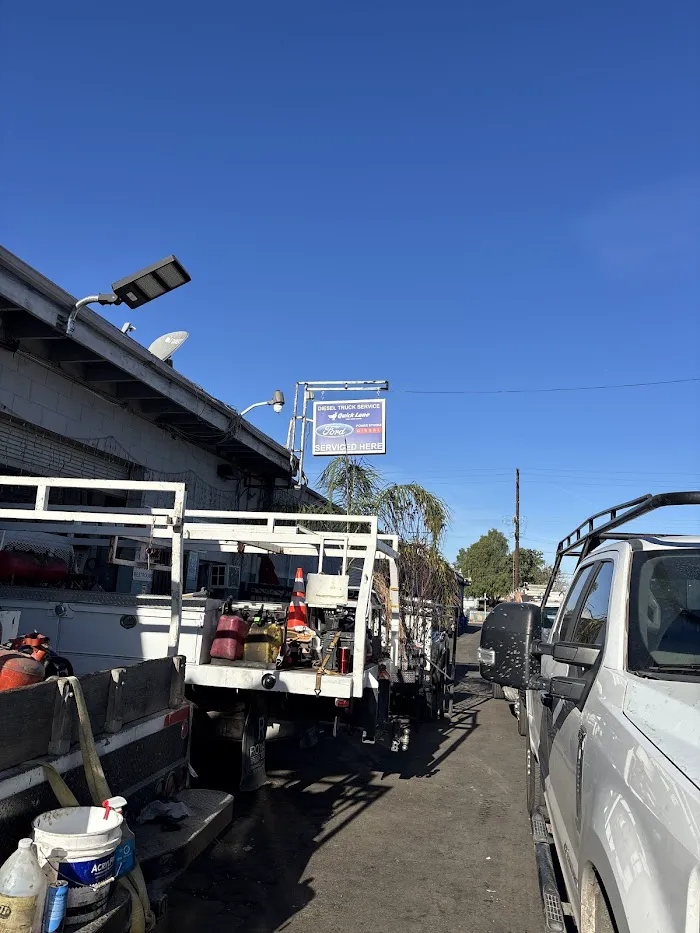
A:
[33, 807, 122, 927]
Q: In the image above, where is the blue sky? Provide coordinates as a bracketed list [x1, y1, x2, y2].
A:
[3, 1, 699, 560]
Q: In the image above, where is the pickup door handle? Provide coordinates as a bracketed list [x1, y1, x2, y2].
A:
[552, 643, 601, 668]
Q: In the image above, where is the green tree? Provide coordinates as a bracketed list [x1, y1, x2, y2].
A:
[455, 533, 553, 599]
[518, 548, 551, 586]
[455, 529, 511, 600]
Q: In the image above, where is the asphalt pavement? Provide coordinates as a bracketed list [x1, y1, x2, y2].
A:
[161, 628, 543, 932]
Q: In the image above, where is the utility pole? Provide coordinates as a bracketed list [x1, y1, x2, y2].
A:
[513, 468, 520, 596]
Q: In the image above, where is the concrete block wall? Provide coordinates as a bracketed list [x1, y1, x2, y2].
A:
[0, 347, 267, 508]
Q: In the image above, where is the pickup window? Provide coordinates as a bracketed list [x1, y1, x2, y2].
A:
[570, 561, 613, 646]
[555, 565, 597, 642]
[629, 549, 700, 675]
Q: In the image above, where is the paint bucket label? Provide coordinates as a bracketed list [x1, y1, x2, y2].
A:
[0, 893, 37, 932]
[114, 840, 135, 878]
[57, 852, 116, 887]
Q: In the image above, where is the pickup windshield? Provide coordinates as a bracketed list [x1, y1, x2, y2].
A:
[629, 549, 700, 676]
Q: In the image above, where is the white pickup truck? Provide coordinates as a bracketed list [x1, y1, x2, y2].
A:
[479, 492, 700, 933]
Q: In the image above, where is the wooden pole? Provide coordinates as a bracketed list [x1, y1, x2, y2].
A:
[513, 468, 520, 596]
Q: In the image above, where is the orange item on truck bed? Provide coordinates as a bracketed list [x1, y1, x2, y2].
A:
[0, 649, 44, 690]
[287, 567, 308, 629]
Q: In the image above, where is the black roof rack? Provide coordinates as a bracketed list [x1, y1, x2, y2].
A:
[540, 491, 700, 612]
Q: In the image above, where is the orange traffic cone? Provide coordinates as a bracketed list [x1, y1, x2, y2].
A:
[287, 567, 308, 630]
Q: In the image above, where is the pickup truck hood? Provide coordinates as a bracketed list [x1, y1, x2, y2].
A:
[623, 678, 700, 790]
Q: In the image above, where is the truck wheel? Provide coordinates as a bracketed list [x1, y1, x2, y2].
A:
[492, 683, 505, 700]
[517, 691, 527, 736]
[526, 732, 544, 817]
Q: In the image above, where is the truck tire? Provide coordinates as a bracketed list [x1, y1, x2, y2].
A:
[526, 732, 544, 817]
[492, 683, 505, 699]
[517, 690, 527, 736]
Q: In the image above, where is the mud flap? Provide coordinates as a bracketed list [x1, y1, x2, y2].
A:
[361, 680, 398, 750]
[240, 694, 268, 791]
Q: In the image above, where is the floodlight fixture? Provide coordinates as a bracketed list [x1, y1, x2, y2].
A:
[65, 255, 190, 336]
[240, 390, 286, 418]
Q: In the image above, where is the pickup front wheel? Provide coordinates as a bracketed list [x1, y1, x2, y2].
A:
[526, 732, 544, 817]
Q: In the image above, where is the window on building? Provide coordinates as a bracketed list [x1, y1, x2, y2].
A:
[210, 564, 227, 588]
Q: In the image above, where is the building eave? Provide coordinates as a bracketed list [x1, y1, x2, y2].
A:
[0, 245, 292, 479]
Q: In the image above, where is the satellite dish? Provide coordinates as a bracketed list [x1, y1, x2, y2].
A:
[148, 331, 189, 361]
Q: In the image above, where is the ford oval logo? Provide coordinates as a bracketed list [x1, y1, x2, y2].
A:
[316, 422, 354, 438]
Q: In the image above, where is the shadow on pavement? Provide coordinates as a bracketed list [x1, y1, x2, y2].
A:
[376, 662, 488, 780]
[161, 660, 490, 932]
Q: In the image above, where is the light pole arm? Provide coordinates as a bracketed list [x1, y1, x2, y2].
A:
[65, 293, 120, 336]
[239, 400, 270, 417]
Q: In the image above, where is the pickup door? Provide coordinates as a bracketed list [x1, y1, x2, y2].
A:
[536, 559, 615, 898]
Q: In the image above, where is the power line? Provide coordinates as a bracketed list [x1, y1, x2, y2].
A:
[381, 463, 700, 476]
[398, 376, 700, 396]
[381, 466, 700, 478]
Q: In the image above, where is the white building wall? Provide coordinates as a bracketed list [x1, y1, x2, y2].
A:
[0, 347, 266, 509]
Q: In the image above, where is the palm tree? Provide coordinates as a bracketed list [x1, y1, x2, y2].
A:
[317, 457, 449, 548]
[316, 456, 458, 625]
[316, 456, 382, 517]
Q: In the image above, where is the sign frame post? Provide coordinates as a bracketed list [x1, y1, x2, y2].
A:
[286, 380, 389, 488]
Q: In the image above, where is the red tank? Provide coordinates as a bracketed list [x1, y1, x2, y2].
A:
[0, 550, 40, 583]
[0, 649, 45, 691]
[210, 614, 251, 661]
[37, 557, 69, 586]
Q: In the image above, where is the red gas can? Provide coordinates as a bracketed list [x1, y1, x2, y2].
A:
[210, 614, 251, 661]
[0, 649, 44, 691]
[0, 550, 40, 583]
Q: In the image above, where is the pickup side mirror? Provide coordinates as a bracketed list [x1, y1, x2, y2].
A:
[478, 602, 541, 689]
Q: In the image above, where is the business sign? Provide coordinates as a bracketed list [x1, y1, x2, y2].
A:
[312, 398, 386, 456]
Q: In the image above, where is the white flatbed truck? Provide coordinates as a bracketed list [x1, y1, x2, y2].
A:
[0, 476, 411, 771]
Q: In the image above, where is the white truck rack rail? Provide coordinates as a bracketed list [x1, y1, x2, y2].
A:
[0, 476, 400, 701]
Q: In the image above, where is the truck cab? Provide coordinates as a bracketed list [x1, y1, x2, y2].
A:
[479, 492, 700, 933]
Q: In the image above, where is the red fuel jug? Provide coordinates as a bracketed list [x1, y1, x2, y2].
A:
[210, 612, 251, 661]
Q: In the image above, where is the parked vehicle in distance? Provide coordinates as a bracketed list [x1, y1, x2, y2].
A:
[540, 602, 559, 632]
[478, 491, 700, 933]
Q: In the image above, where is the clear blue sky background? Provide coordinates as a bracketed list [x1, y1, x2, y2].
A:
[3, 1, 699, 561]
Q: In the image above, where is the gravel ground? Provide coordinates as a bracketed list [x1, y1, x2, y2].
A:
[160, 629, 543, 932]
